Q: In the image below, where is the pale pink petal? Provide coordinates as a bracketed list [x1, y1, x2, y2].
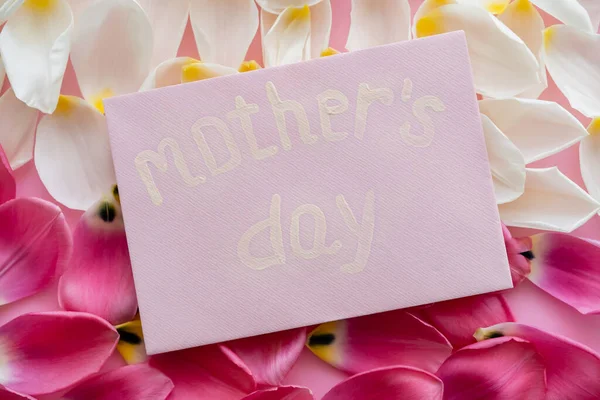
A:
[0, 88, 38, 170]
[0, 145, 15, 204]
[530, 0, 594, 33]
[140, 57, 199, 91]
[227, 328, 306, 386]
[502, 223, 532, 285]
[149, 345, 256, 400]
[0, 0, 24, 24]
[0, 311, 118, 396]
[476, 322, 600, 399]
[62, 364, 173, 400]
[306, 311, 452, 375]
[58, 194, 136, 325]
[309, 0, 331, 58]
[580, 0, 600, 31]
[0, 386, 33, 400]
[241, 386, 314, 400]
[321, 366, 443, 400]
[0, 198, 71, 305]
[256, 0, 323, 14]
[438, 336, 546, 399]
[263, 5, 311, 67]
[346, 0, 410, 51]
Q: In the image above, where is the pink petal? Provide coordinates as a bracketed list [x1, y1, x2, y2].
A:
[62, 364, 173, 400]
[0, 145, 15, 204]
[527, 232, 600, 314]
[306, 311, 452, 375]
[241, 386, 314, 400]
[0, 311, 118, 396]
[58, 194, 137, 325]
[476, 322, 600, 399]
[411, 293, 514, 349]
[149, 345, 256, 399]
[0, 198, 71, 305]
[321, 366, 443, 400]
[0, 386, 34, 400]
[502, 223, 532, 285]
[226, 328, 306, 386]
[438, 336, 546, 399]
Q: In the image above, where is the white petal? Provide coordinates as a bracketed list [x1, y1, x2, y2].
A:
[456, 0, 510, 14]
[346, 0, 410, 51]
[256, 0, 323, 14]
[543, 25, 600, 118]
[309, 0, 331, 58]
[0, 0, 23, 23]
[580, 118, 600, 203]
[0, 0, 73, 114]
[140, 57, 199, 91]
[0, 89, 38, 169]
[181, 62, 238, 83]
[0, 55, 5, 87]
[136, 0, 190, 69]
[413, 0, 455, 38]
[530, 0, 594, 33]
[499, 167, 600, 232]
[481, 114, 526, 204]
[263, 5, 311, 67]
[70, 0, 153, 113]
[190, 0, 258, 68]
[579, 0, 600, 32]
[260, 9, 278, 62]
[479, 98, 588, 164]
[415, 4, 539, 98]
[34, 96, 116, 210]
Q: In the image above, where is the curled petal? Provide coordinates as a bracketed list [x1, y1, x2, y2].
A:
[438, 336, 546, 399]
[0, 0, 72, 113]
[479, 98, 588, 164]
[543, 25, 600, 118]
[306, 311, 452, 375]
[0, 198, 71, 305]
[530, 0, 593, 33]
[0, 0, 24, 23]
[502, 223, 532, 285]
[181, 62, 238, 83]
[227, 328, 306, 386]
[116, 318, 148, 364]
[321, 366, 443, 400]
[59, 195, 136, 325]
[476, 322, 600, 399]
[580, 119, 600, 202]
[0, 311, 118, 396]
[140, 57, 199, 91]
[34, 95, 116, 210]
[499, 167, 600, 232]
[242, 386, 314, 400]
[416, 4, 539, 98]
[0, 145, 15, 204]
[255, 0, 323, 14]
[346, 0, 410, 51]
[0, 89, 38, 169]
[263, 5, 311, 67]
[62, 364, 173, 400]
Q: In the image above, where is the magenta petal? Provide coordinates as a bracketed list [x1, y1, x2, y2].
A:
[476, 323, 600, 399]
[527, 232, 600, 314]
[0, 146, 15, 204]
[149, 345, 256, 399]
[322, 366, 443, 400]
[502, 223, 532, 285]
[0, 386, 34, 400]
[0, 198, 71, 305]
[62, 364, 174, 400]
[226, 328, 306, 386]
[241, 386, 314, 400]
[0, 311, 118, 396]
[438, 336, 546, 399]
[58, 197, 137, 325]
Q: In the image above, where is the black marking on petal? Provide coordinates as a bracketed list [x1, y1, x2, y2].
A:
[98, 201, 116, 223]
[112, 185, 120, 203]
[487, 331, 504, 339]
[308, 333, 335, 347]
[520, 250, 535, 260]
[117, 328, 142, 345]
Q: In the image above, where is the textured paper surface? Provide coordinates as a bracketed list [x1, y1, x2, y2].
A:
[104, 31, 512, 355]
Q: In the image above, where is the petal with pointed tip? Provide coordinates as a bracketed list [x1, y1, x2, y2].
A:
[263, 5, 311, 67]
[140, 57, 199, 91]
[255, 0, 323, 14]
[322, 366, 443, 400]
[307, 311, 452, 375]
[242, 386, 314, 400]
[346, 0, 409, 51]
[0, 311, 118, 396]
[531, 0, 593, 32]
[0, 0, 72, 113]
[502, 223, 532, 285]
[416, 4, 539, 98]
[116, 319, 148, 364]
[0, 0, 24, 23]
[499, 167, 600, 232]
[34, 95, 116, 210]
[479, 98, 588, 164]
[580, 119, 600, 202]
[308, 0, 331, 58]
[0, 145, 15, 204]
[438, 336, 546, 399]
[476, 322, 600, 399]
[0, 88, 38, 169]
[543, 25, 600, 118]
[0, 198, 71, 305]
[181, 62, 239, 83]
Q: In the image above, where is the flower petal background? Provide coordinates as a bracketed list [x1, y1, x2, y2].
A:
[0, 386, 33, 400]
[242, 386, 314, 400]
[580, 0, 600, 31]
[116, 318, 147, 364]
[0, 88, 38, 169]
[256, 0, 323, 15]
[502, 223, 532, 284]
[180, 61, 239, 83]
[580, 118, 600, 202]
[0, 0, 24, 23]
[263, 5, 311, 67]
[530, 0, 594, 32]
[456, 0, 509, 13]
[0, 145, 15, 204]
[0, 55, 5, 86]
[140, 57, 200, 91]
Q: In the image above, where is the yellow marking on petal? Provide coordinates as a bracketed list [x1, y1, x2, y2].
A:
[239, 60, 262, 72]
[306, 321, 341, 365]
[181, 62, 222, 83]
[54, 95, 78, 116]
[23, 0, 58, 13]
[543, 26, 557, 50]
[90, 89, 114, 114]
[486, 0, 509, 14]
[588, 118, 600, 136]
[415, 9, 444, 38]
[286, 4, 311, 24]
[320, 47, 340, 57]
[116, 319, 147, 365]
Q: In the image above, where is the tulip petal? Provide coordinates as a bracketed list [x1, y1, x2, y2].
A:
[140, 57, 199, 91]
[499, 167, 600, 232]
[263, 5, 311, 67]
[0, 311, 118, 396]
[346, 0, 410, 51]
[70, 0, 153, 111]
[255, 0, 323, 15]
[321, 366, 443, 400]
[0, 386, 33, 400]
[480, 114, 526, 204]
[241, 386, 314, 400]
[457, 0, 509, 13]
[308, 0, 331, 58]
[413, 293, 514, 348]
[480, 98, 588, 164]
[116, 318, 148, 364]
[149, 345, 256, 400]
[543, 25, 600, 118]
[438, 336, 546, 399]
[34, 95, 116, 210]
[62, 364, 173, 400]
[476, 322, 600, 399]
[580, 119, 600, 202]
[580, 0, 600, 31]
[0, 0, 24, 23]
[0, 0, 72, 113]
[59, 195, 136, 325]
[502, 223, 532, 285]
[306, 311, 452, 375]
[180, 62, 239, 83]
[416, 4, 539, 98]
[0, 198, 71, 305]
[190, 0, 258, 68]
[0, 89, 38, 169]
[227, 328, 306, 386]
[530, 0, 594, 33]
[0, 145, 15, 204]
[0, 55, 5, 86]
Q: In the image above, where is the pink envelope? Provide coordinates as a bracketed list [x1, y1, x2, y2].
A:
[104, 31, 512, 355]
